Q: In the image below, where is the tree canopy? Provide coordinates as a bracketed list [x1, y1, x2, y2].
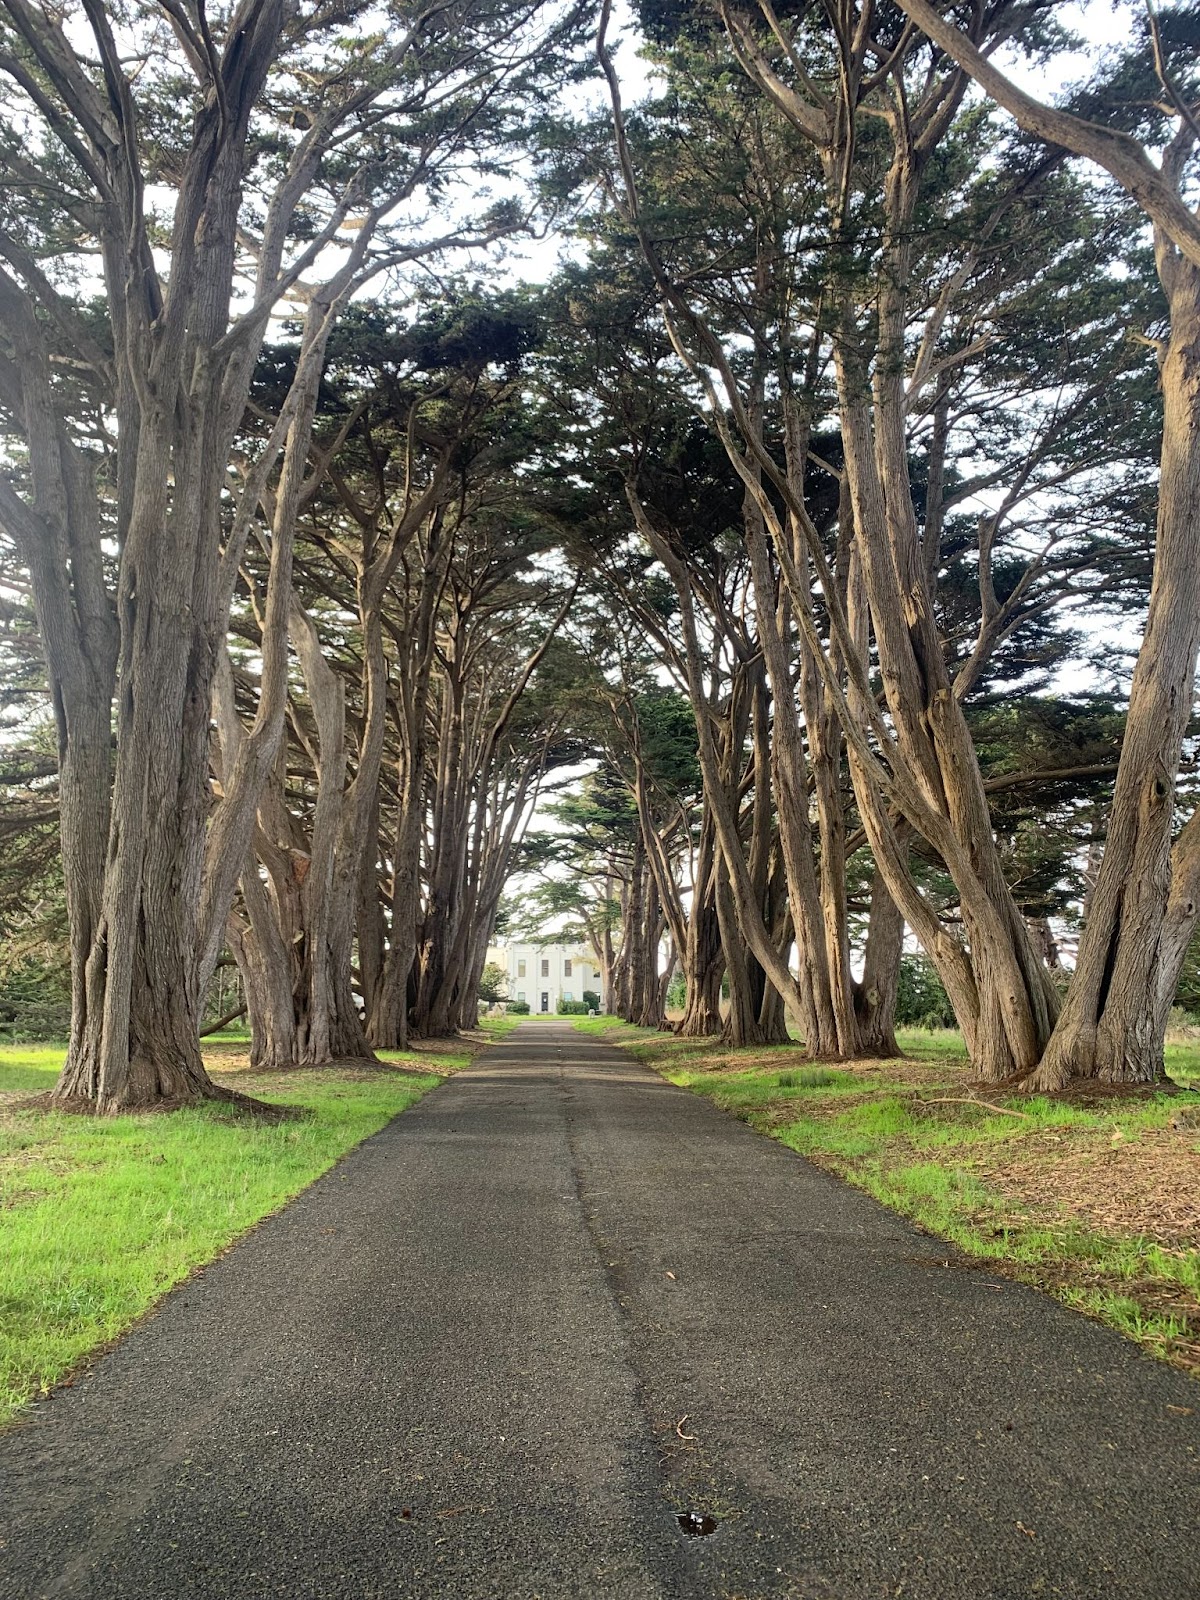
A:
[0, 0, 1197, 1100]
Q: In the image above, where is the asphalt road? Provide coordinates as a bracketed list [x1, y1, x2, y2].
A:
[2, 1022, 1198, 1599]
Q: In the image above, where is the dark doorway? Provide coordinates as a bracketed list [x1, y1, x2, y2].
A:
[540, 992, 549, 1013]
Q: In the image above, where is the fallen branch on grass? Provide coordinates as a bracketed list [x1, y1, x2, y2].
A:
[923, 1096, 1033, 1120]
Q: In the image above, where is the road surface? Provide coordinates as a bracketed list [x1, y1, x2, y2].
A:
[1, 1021, 1197, 1597]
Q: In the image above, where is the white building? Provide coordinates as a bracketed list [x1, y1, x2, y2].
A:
[487, 942, 603, 1014]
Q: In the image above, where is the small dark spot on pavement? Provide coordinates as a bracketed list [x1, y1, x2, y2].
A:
[676, 1512, 717, 1538]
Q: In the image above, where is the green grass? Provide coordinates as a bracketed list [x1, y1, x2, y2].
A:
[1166, 1038, 1200, 1087]
[580, 1017, 1200, 1377]
[570, 1013, 627, 1035]
[476, 1013, 529, 1040]
[0, 1044, 72, 1095]
[500, 1011, 591, 1023]
[0, 1046, 442, 1425]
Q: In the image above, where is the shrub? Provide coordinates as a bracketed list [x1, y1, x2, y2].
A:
[557, 998, 588, 1014]
[478, 961, 508, 1003]
[894, 955, 956, 1030]
[507, 999, 530, 1014]
[582, 990, 600, 1011]
[1176, 927, 1200, 1014]
[1167, 1005, 1200, 1039]
[0, 958, 71, 1042]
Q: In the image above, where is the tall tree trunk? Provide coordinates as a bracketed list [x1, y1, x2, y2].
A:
[2, 0, 288, 1110]
[599, 876, 618, 1015]
[370, 796, 423, 1049]
[227, 845, 300, 1071]
[854, 868, 904, 1058]
[1028, 267, 1200, 1086]
[627, 487, 818, 1041]
[632, 863, 667, 1028]
[833, 267, 1057, 1081]
[613, 845, 644, 1023]
[60, 486, 223, 1108]
[716, 857, 768, 1048]
[357, 789, 385, 1028]
[677, 818, 725, 1037]
[758, 859, 794, 1047]
[740, 409, 845, 1057]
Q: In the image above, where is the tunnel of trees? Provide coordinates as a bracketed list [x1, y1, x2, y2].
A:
[0, 0, 1197, 1109]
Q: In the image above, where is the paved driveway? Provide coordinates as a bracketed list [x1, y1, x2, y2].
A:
[1, 1022, 1197, 1597]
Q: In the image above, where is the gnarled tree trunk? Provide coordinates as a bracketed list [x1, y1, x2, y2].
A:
[1028, 268, 1200, 1086]
[676, 816, 725, 1037]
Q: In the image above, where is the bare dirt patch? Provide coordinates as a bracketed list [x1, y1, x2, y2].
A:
[420, 1031, 486, 1053]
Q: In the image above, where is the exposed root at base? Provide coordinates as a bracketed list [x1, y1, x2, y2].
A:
[11, 1086, 308, 1122]
[999, 1074, 1200, 1106]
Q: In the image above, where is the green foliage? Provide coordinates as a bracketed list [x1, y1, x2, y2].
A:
[556, 998, 589, 1014]
[1175, 928, 1200, 1015]
[895, 956, 956, 1029]
[968, 691, 1129, 924]
[0, 959, 70, 1043]
[621, 686, 702, 802]
[478, 961, 508, 1003]
[507, 998, 531, 1014]
[582, 989, 601, 1010]
[325, 292, 541, 381]
[0, 721, 68, 989]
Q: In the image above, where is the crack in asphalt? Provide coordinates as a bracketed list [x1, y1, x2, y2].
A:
[558, 1045, 712, 1599]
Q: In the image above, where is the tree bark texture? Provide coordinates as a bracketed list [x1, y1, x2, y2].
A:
[1029, 267, 1200, 1085]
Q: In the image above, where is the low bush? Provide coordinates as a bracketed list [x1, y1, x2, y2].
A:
[0, 960, 71, 1043]
[1167, 1005, 1200, 1039]
[895, 955, 956, 1029]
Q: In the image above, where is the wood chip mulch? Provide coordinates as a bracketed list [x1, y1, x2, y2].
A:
[973, 1126, 1200, 1246]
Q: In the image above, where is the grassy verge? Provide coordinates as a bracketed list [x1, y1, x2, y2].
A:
[475, 1013, 529, 1040]
[571, 1014, 628, 1036]
[578, 1019, 1200, 1378]
[0, 1023, 517, 1426]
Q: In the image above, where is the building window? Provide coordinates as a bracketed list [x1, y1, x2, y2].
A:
[518, 959, 526, 977]
[563, 991, 573, 1003]
[564, 959, 572, 977]
[541, 958, 550, 977]
[517, 991, 525, 1003]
